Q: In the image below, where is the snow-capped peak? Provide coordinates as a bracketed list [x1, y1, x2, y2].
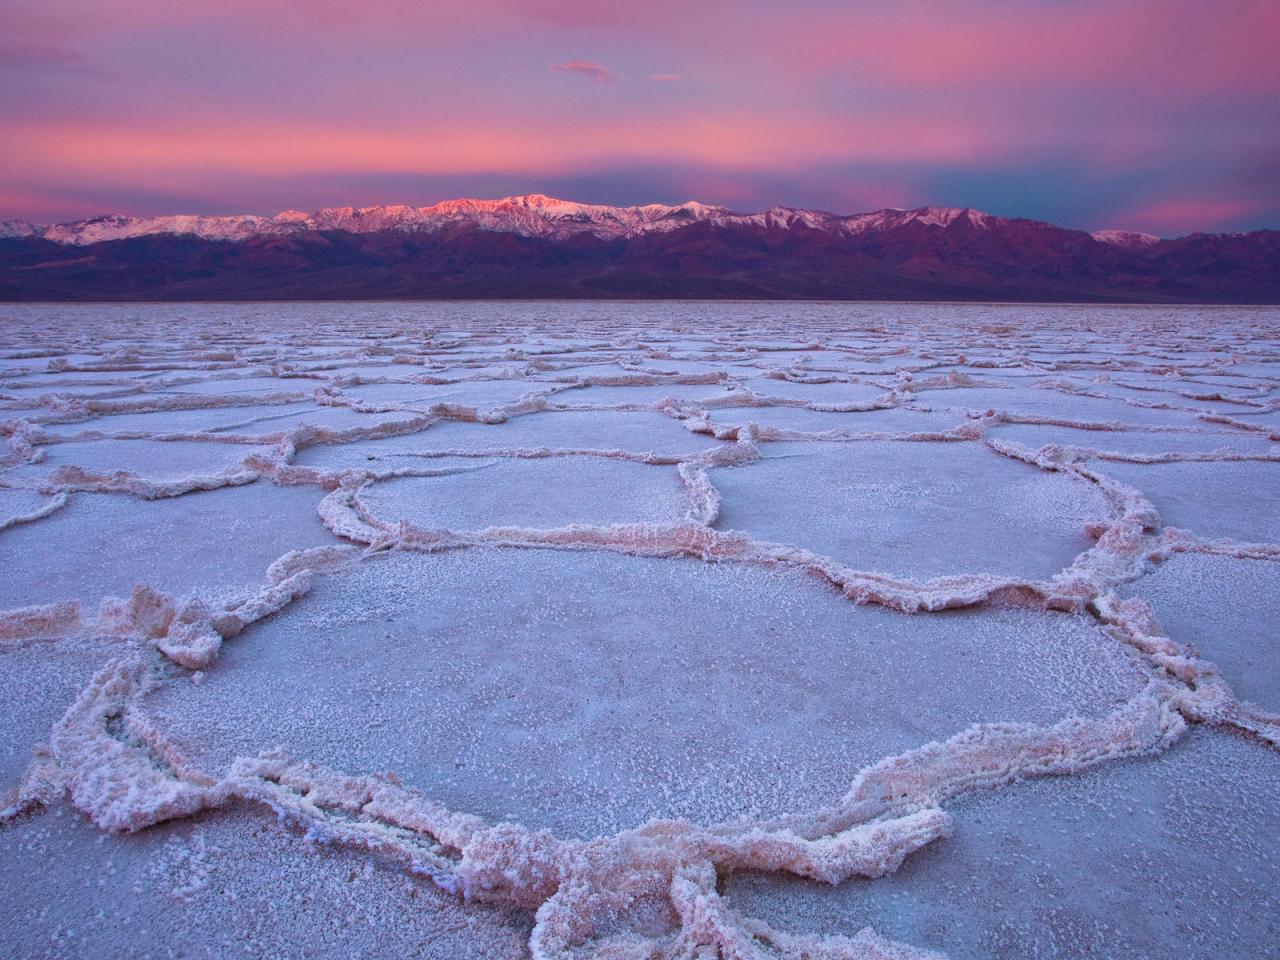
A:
[6, 196, 1123, 247]
[0, 219, 39, 239]
[1091, 229, 1160, 248]
[912, 206, 989, 228]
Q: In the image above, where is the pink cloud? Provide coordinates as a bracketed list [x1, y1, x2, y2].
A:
[504, 0, 710, 30]
[0, 185, 101, 222]
[1111, 195, 1268, 235]
[550, 60, 614, 83]
[765, 0, 1279, 97]
[649, 73, 681, 82]
[4, 104, 995, 194]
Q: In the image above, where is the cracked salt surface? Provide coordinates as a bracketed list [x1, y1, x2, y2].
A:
[1, 636, 134, 788]
[339, 378, 553, 411]
[292, 409, 723, 476]
[987, 421, 1278, 457]
[4, 436, 271, 484]
[1085, 459, 1280, 544]
[0, 483, 334, 609]
[0, 804, 532, 960]
[357, 457, 691, 529]
[1, 300, 1278, 959]
[723, 728, 1280, 960]
[705, 405, 921, 435]
[143, 550, 1147, 837]
[711, 441, 1107, 581]
[1119, 553, 1280, 711]
[913, 385, 1213, 429]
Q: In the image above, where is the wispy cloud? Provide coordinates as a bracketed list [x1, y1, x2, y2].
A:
[649, 73, 681, 82]
[1110, 194, 1268, 235]
[550, 60, 614, 83]
[0, 39, 112, 77]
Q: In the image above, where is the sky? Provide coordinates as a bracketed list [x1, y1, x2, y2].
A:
[1, 0, 1277, 236]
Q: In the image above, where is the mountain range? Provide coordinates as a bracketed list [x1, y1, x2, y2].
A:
[2, 194, 1276, 302]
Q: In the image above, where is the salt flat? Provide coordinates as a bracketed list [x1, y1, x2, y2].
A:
[1, 301, 1277, 959]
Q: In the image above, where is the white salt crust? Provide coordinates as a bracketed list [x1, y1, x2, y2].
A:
[1, 301, 1277, 959]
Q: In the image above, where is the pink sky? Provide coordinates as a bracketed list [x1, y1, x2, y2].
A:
[1, 0, 1276, 235]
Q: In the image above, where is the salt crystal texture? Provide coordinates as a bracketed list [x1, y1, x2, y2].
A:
[1, 300, 1277, 959]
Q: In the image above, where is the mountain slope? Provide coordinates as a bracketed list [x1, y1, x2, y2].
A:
[1, 196, 1276, 302]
